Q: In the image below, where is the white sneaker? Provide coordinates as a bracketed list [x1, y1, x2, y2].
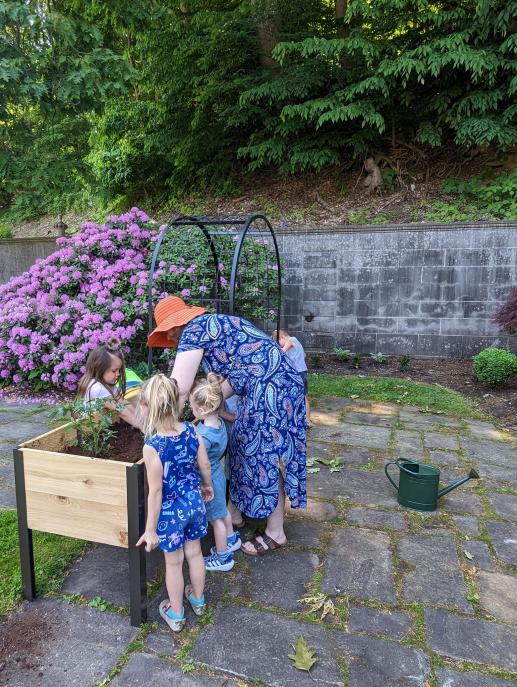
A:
[205, 552, 234, 572]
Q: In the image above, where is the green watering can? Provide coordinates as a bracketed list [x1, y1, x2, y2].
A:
[385, 458, 479, 512]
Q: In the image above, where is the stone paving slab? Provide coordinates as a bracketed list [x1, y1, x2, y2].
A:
[0, 456, 15, 485]
[111, 652, 238, 686]
[348, 606, 411, 639]
[285, 497, 338, 521]
[394, 430, 423, 456]
[284, 519, 323, 547]
[428, 449, 464, 466]
[476, 462, 517, 485]
[60, 544, 164, 607]
[191, 605, 343, 686]
[462, 540, 494, 571]
[487, 492, 517, 521]
[331, 630, 430, 687]
[323, 527, 395, 602]
[436, 667, 517, 687]
[346, 506, 406, 530]
[461, 439, 517, 469]
[242, 550, 319, 611]
[425, 608, 517, 672]
[424, 432, 460, 451]
[0, 418, 53, 444]
[310, 423, 392, 450]
[439, 489, 484, 516]
[0, 598, 137, 686]
[342, 411, 398, 427]
[453, 515, 480, 535]
[308, 466, 400, 506]
[477, 571, 517, 623]
[144, 628, 180, 656]
[0, 485, 16, 509]
[485, 520, 517, 566]
[399, 409, 461, 428]
[398, 534, 472, 612]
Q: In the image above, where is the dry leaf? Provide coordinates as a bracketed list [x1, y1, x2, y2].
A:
[350, 394, 359, 399]
[288, 635, 317, 672]
[307, 466, 320, 474]
[298, 593, 336, 620]
[464, 550, 474, 560]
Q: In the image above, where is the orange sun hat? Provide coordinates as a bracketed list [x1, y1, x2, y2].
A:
[147, 296, 207, 348]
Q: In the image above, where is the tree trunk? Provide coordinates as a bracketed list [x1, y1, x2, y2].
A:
[335, 0, 347, 38]
[252, 0, 279, 69]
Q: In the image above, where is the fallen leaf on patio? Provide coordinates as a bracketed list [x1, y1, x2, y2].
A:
[307, 467, 320, 474]
[298, 593, 336, 620]
[350, 394, 359, 399]
[288, 635, 317, 672]
[464, 550, 473, 560]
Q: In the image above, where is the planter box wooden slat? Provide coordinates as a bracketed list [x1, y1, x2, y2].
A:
[15, 423, 147, 626]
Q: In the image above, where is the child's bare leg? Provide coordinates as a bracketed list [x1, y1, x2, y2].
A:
[223, 510, 234, 538]
[305, 395, 311, 423]
[183, 539, 205, 600]
[228, 499, 243, 525]
[212, 518, 229, 553]
[164, 548, 185, 615]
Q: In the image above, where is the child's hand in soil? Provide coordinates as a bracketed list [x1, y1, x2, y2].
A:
[136, 530, 160, 552]
[201, 485, 214, 502]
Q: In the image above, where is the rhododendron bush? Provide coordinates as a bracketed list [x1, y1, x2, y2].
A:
[0, 209, 279, 391]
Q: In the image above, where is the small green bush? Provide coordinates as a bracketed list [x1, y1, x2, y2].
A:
[334, 347, 352, 362]
[399, 354, 412, 371]
[309, 353, 322, 368]
[472, 347, 517, 386]
[0, 225, 12, 239]
[352, 353, 361, 369]
[370, 352, 386, 363]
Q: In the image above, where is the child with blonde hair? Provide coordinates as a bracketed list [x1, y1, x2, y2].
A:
[190, 373, 241, 571]
[136, 374, 214, 632]
[273, 329, 311, 425]
[77, 337, 141, 429]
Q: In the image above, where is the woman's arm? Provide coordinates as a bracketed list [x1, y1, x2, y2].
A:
[194, 429, 214, 502]
[136, 444, 163, 552]
[171, 349, 205, 409]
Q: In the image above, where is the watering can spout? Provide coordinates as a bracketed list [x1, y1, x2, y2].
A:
[437, 469, 480, 499]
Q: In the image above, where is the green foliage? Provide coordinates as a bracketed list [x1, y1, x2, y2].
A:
[53, 398, 119, 457]
[349, 208, 370, 225]
[351, 353, 361, 369]
[0, 224, 12, 239]
[334, 347, 352, 362]
[399, 354, 412, 371]
[472, 347, 517, 386]
[309, 353, 322, 368]
[370, 352, 386, 364]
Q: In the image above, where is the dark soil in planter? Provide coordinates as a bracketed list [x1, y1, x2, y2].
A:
[310, 354, 517, 428]
[63, 422, 145, 462]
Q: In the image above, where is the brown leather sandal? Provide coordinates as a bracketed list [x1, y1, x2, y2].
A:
[242, 534, 285, 556]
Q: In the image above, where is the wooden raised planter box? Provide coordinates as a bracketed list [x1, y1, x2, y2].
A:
[13, 423, 147, 626]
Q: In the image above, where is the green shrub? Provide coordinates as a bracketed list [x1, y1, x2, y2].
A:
[370, 352, 386, 363]
[352, 354, 361, 369]
[472, 348, 517, 386]
[334, 348, 352, 362]
[0, 225, 12, 239]
[399, 354, 412, 371]
[309, 353, 322, 368]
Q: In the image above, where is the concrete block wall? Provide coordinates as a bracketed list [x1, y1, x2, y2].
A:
[277, 222, 517, 358]
[0, 238, 56, 284]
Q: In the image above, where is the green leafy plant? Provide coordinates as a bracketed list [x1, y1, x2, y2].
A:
[334, 348, 352, 362]
[399, 354, 412, 372]
[352, 353, 361, 369]
[472, 348, 517, 386]
[52, 399, 119, 458]
[87, 596, 112, 612]
[0, 225, 12, 239]
[309, 353, 322, 368]
[370, 352, 386, 364]
[349, 208, 370, 225]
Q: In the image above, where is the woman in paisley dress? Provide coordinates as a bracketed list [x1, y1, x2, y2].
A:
[148, 296, 307, 556]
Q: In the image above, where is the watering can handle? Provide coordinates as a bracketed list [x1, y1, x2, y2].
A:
[384, 462, 400, 491]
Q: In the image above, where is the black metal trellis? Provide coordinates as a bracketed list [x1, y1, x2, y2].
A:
[147, 214, 282, 372]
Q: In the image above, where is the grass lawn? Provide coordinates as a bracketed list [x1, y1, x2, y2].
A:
[309, 373, 486, 419]
[0, 510, 85, 618]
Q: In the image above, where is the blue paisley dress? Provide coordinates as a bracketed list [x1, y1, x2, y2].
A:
[177, 314, 307, 519]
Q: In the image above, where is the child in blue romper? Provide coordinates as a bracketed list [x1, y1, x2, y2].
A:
[190, 373, 241, 571]
[137, 374, 214, 632]
[273, 329, 311, 425]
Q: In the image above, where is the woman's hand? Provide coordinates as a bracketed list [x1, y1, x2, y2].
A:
[201, 485, 214, 502]
[136, 530, 160, 552]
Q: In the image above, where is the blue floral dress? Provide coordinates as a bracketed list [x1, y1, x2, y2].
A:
[146, 422, 207, 552]
[178, 314, 307, 519]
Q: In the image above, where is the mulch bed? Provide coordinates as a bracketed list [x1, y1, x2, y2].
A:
[63, 422, 144, 462]
[0, 608, 54, 681]
[311, 354, 517, 428]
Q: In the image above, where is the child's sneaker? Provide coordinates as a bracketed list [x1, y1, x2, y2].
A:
[210, 531, 241, 556]
[184, 584, 206, 616]
[159, 600, 185, 632]
[205, 551, 234, 572]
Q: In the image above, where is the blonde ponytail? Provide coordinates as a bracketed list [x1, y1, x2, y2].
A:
[190, 373, 223, 415]
[139, 374, 180, 438]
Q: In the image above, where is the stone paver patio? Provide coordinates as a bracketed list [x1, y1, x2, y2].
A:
[0, 398, 516, 686]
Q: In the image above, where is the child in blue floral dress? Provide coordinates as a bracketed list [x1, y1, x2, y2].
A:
[190, 373, 241, 572]
[137, 374, 214, 632]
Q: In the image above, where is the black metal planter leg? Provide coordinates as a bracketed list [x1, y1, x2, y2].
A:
[13, 448, 35, 600]
[126, 464, 147, 626]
